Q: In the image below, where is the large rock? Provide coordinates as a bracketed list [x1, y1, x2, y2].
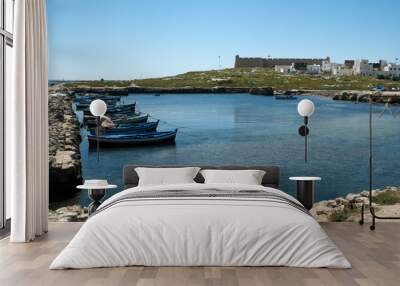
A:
[49, 205, 89, 222]
[49, 94, 82, 201]
[248, 87, 274, 95]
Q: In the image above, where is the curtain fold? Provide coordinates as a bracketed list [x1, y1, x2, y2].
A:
[8, 0, 48, 242]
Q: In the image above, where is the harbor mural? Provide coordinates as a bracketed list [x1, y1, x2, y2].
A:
[46, 1, 400, 224]
[48, 83, 400, 223]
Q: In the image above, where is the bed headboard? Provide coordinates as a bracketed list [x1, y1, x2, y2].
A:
[123, 165, 280, 189]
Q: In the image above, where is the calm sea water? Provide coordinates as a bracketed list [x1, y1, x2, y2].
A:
[77, 93, 400, 206]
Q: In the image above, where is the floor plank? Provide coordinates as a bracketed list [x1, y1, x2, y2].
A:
[0, 222, 399, 286]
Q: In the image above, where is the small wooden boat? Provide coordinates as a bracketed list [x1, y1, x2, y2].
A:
[89, 121, 159, 135]
[112, 114, 149, 125]
[74, 95, 121, 102]
[275, 95, 298, 100]
[85, 113, 149, 127]
[82, 103, 136, 115]
[76, 99, 119, 110]
[88, 129, 178, 147]
[84, 111, 143, 122]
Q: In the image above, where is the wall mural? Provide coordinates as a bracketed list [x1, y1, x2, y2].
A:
[47, 2, 400, 225]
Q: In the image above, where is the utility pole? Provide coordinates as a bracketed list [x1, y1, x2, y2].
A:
[218, 56, 221, 70]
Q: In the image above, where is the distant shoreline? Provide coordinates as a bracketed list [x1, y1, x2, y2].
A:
[51, 84, 275, 95]
[50, 84, 400, 104]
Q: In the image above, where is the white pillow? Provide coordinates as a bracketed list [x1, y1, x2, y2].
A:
[200, 169, 266, 185]
[135, 167, 201, 186]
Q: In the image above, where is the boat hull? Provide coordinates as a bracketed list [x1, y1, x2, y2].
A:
[88, 130, 177, 147]
[85, 114, 149, 127]
[83, 104, 136, 116]
[89, 121, 159, 135]
[75, 99, 120, 109]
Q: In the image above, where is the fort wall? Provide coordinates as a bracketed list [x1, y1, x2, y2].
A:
[234, 55, 329, 68]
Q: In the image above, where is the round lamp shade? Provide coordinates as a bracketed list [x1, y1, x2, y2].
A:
[89, 99, 107, 117]
[297, 99, 315, 117]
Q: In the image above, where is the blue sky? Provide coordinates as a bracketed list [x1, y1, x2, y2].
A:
[47, 0, 400, 80]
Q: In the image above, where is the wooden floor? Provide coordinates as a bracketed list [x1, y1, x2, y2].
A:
[0, 222, 399, 286]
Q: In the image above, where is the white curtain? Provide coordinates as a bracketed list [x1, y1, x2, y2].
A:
[7, 0, 49, 242]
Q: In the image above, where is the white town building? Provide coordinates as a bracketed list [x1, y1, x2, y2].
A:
[322, 60, 334, 73]
[306, 64, 321, 74]
[353, 59, 373, 76]
[332, 64, 353, 76]
[384, 63, 400, 76]
[274, 64, 294, 73]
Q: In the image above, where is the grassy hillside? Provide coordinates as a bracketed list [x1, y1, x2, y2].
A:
[62, 68, 400, 91]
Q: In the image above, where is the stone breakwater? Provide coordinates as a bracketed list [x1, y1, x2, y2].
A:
[311, 186, 400, 222]
[48, 186, 400, 222]
[49, 93, 83, 201]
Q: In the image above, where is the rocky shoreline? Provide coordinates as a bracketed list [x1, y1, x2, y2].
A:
[276, 89, 400, 103]
[49, 186, 400, 222]
[49, 205, 88, 222]
[311, 186, 400, 222]
[49, 93, 83, 201]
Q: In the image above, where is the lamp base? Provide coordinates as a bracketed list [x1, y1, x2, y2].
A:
[298, 126, 309, 136]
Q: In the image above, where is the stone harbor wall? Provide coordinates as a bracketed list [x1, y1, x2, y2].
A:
[49, 186, 400, 222]
[49, 93, 83, 201]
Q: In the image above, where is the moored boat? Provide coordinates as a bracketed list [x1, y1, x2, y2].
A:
[76, 99, 120, 109]
[88, 129, 178, 147]
[85, 113, 149, 127]
[82, 102, 136, 115]
[89, 120, 159, 135]
[74, 94, 122, 102]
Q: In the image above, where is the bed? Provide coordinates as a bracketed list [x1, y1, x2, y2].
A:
[50, 165, 351, 269]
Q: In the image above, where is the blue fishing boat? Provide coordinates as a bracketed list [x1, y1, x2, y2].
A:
[85, 113, 149, 127]
[76, 99, 119, 110]
[88, 129, 178, 147]
[82, 102, 136, 115]
[275, 95, 298, 100]
[89, 120, 159, 135]
[74, 94, 121, 102]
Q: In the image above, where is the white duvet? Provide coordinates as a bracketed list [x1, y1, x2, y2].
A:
[50, 183, 351, 269]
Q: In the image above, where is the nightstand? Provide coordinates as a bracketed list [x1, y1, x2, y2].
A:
[289, 177, 321, 210]
[77, 181, 117, 215]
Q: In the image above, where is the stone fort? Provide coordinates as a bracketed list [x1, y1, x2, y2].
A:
[234, 55, 330, 68]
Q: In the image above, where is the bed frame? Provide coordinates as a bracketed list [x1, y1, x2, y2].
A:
[123, 165, 280, 189]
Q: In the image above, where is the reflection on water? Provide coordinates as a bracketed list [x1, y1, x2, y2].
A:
[76, 94, 400, 206]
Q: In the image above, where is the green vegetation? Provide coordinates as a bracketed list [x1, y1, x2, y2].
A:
[329, 207, 358, 222]
[372, 191, 400, 205]
[135, 68, 400, 90]
[61, 68, 400, 90]
[63, 80, 134, 88]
